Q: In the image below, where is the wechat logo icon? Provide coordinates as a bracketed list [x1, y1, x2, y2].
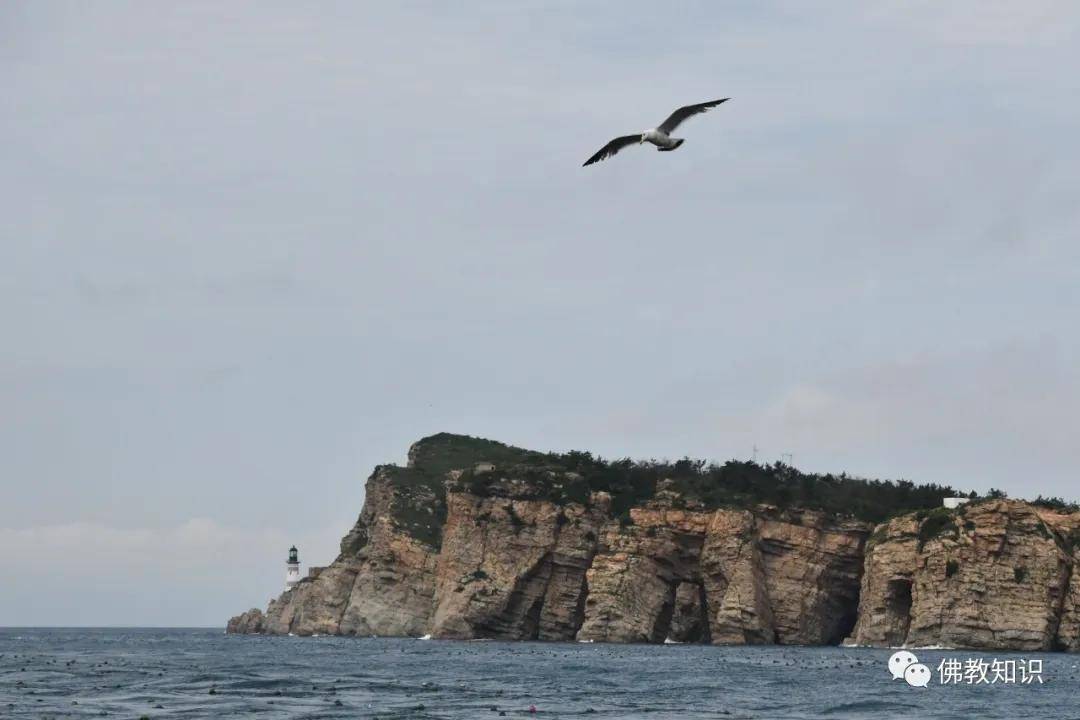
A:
[889, 650, 931, 688]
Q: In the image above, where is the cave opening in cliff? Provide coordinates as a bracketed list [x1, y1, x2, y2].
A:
[884, 578, 913, 646]
[648, 582, 678, 644]
[666, 581, 711, 643]
[827, 599, 860, 646]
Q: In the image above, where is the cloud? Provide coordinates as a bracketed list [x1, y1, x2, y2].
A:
[866, 1, 1079, 46]
[1, 519, 344, 625]
[3, 1, 1080, 625]
[761, 384, 877, 447]
[3, 519, 275, 573]
[741, 338, 1080, 489]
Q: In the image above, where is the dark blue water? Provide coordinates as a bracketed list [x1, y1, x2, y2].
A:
[1, 629, 1077, 719]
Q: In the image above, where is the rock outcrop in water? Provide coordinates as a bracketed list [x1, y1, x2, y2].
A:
[847, 499, 1080, 651]
[228, 434, 1080, 651]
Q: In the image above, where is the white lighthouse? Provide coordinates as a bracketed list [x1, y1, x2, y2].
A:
[285, 546, 301, 590]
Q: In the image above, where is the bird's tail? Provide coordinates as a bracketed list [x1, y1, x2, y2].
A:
[657, 138, 684, 152]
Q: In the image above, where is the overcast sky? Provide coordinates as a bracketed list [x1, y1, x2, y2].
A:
[3, 1, 1080, 626]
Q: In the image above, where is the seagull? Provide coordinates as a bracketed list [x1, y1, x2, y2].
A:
[582, 98, 730, 167]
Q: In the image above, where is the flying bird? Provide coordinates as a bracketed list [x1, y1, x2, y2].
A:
[582, 98, 730, 167]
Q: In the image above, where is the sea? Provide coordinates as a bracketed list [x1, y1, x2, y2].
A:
[1, 628, 1077, 719]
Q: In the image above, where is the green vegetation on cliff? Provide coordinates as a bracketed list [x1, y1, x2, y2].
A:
[554, 453, 961, 523]
[379, 465, 448, 549]
[408, 433, 550, 475]
[392, 434, 965, 543]
[916, 506, 959, 549]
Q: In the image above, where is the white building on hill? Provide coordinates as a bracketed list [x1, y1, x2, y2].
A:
[285, 546, 301, 590]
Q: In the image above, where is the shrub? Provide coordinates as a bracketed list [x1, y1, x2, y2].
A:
[505, 504, 526, 531]
[1033, 495, 1080, 512]
[867, 525, 889, 547]
[918, 507, 957, 549]
[383, 433, 989, 546]
[464, 470, 495, 497]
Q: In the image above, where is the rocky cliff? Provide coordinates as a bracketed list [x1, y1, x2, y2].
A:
[847, 499, 1080, 651]
[228, 434, 1080, 651]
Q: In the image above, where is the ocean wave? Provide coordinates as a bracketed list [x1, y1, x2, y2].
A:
[821, 699, 915, 715]
[0, 628, 1060, 720]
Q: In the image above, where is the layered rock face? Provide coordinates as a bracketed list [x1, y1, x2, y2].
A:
[847, 500, 1080, 651]
[239, 463, 443, 637]
[430, 484, 609, 640]
[228, 434, 1080, 651]
[576, 505, 868, 645]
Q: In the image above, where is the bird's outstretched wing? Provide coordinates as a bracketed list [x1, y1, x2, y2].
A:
[582, 135, 640, 166]
[657, 98, 729, 135]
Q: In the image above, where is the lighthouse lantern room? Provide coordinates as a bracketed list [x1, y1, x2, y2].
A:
[285, 546, 301, 590]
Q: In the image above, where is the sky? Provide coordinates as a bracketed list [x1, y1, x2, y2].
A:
[2, 1, 1080, 626]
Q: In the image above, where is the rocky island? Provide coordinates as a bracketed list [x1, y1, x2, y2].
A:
[228, 433, 1080, 651]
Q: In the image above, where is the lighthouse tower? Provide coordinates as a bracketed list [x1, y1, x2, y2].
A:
[285, 546, 301, 590]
